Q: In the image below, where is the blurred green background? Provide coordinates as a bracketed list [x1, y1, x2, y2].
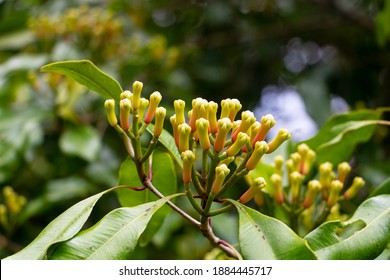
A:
[0, 0, 389, 259]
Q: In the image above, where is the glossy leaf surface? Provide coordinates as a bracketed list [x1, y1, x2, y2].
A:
[228, 199, 317, 260]
[305, 195, 390, 259]
[49, 195, 178, 259]
[40, 60, 122, 101]
[5, 187, 117, 259]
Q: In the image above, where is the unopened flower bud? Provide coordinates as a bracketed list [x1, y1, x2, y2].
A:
[170, 114, 179, 146]
[211, 164, 230, 193]
[231, 110, 256, 142]
[337, 162, 351, 183]
[197, 99, 209, 120]
[327, 180, 343, 207]
[219, 155, 235, 166]
[196, 118, 210, 151]
[119, 98, 131, 131]
[220, 98, 234, 119]
[266, 128, 291, 153]
[104, 99, 117, 127]
[178, 123, 192, 153]
[214, 118, 233, 153]
[290, 171, 303, 203]
[188, 98, 206, 132]
[174, 99, 186, 125]
[343, 177, 365, 200]
[239, 177, 266, 203]
[271, 173, 284, 204]
[303, 180, 321, 208]
[208, 101, 218, 134]
[252, 114, 276, 146]
[138, 98, 149, 122]
[228, 99, 242, 121]
[246, 141, 269, 171]
[319, 162, 334, 191]
[144, 91, 162, 124]
[274, 155, 284, 176]
[120, 90, 133, 101]
[226, 132, 249, 157]
[153, 107, 166, 137]
[132, 81, 143, 110]
[0, 204, 7, 227]
[181, 150, 195, 184]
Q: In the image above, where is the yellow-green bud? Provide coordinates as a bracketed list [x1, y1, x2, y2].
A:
[144, 91, 162, 124]
[266, 128, 291, 154]
[214, 118, 233, 153]
[239, 177, 266, 203]
[119, 98, 131, 131]
[303, 180, 321, 208]
[271, 173, 284, 204]
[120, 90, 133, 101]
[274, 155, 284, 176]
[174, 99, 186, 125]
[231, 110, 256, 142]
[319, 162, 334, 190]
[138, 98, 149, 122]
[297, 143, 310, 158]
[178, 123, 192, 153]
[226, 132, 249, 157]
[246, 141, 269, 171]
[153, 107, 166, 137]
[219, 155, 235, 166]
[337, 162, 351, 183]
[220, 98, 234, 119]
[251, 114, 276, 146]
[290, 171, 303, 203]
[327, 180, 343, 207]
[211, 164, 230, 193]
[196, 118, 210, 151]
[208, 101, 218, 134]
[170, 114, 179, 147]
[228, 98, 242, 121]
[181, 150, 195, 184]
[188, 98, 205, 132]
[197, 99, 209, 120]
[343, 177, 365, 200]
[104, 99, 117, 127]
[132, 81, 143, 110]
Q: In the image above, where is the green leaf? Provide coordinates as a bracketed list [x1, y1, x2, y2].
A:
[40, 60, 122, 101]
[4, 187, 118, 260]
[59, 124, 101, 162]
[116, 149, 177, 245]
[302, 110, 382, 165]
[227, 199, 317, 260]
[147, 124, 183, 169]
[305, 195, 390, 259]
[49, 194, 179, 259]
[370, 177, 390, 197]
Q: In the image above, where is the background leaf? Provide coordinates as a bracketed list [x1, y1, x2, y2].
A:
[369, 177, 390, 197]
[305, 195, 390, 259]
[40, 60, 122, 101]
[49, 195, 179, 260]
[116, 149, 177, 245]
[59, 124, 101, 162]
[302, 110, 381, 165]
[228, 199, 317, 260]
[4, 187, 117, 260]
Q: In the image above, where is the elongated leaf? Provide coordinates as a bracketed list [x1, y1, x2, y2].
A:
[40, 60, 122, 101]
[4, 187, 118, 260]
[227, 199, 317, 260]
[305, 195, 390, 259]
[370, 177, 390, 197]
[147, 124, 182, 169]
[303, 110, 381, 165]
[117, 149, 177, 245]
[49, 194, 179, 259]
